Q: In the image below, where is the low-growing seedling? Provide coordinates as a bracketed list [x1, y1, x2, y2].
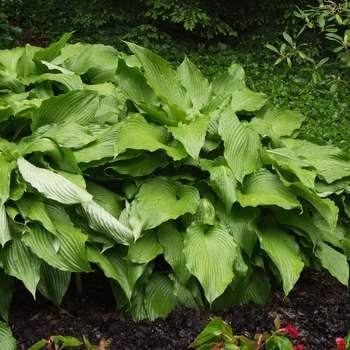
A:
[189, 315, 304, 350]
[28, 335, 111, 350]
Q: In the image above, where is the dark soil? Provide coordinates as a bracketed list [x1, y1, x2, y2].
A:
[8, 268, 350, 350]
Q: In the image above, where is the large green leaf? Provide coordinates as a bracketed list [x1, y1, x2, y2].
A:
[237, 168, 301, 210]
[176, 57, 212, 114]
[0, 47, 24, 77]
[157, 221, 191, 285]
[17, 157, 93, 205]
[0, 321, 16, 350]
[218, 108, 262, 182]
[144, 271, 176, 321]
[33, 32, 72, 63]
[126, 230, 163, 264]
[37, 262, 71, 307]
[16, 196, 57, 235]
[294, 142, 350, 183]
[61, 43, 119, 75]
[183, 222, 238, 305]
[0, 268, 14, 323]
[230, 89, 267, 112]
[200, 157, 237, 212]
[84, 200, 133, 245]
[87, 244, 146, 301]
[167, 114, 210, 161]
[126, 42, 190, 120]
[256, 106, 305, 137]
[315, 242, 349, 285]
[114, 114, 187, 161]
[31, 90, 98, 130]
[210, 63, 245, 95]
[22, 73, 83, 91]
[22, 203, 92, 272]
[0, 237, 41, 297]
[130, 176, 200, 232]
[249, 217, 304, 295]
[216, 202, 259, 258]
[292, 182, 339, 230]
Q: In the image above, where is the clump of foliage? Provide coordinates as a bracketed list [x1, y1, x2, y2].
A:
[1, 34, 350, 348]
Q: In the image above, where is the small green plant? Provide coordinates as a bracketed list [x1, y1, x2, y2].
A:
[189, 316, 304, 349]
[28, 335, 111, 350]
[191, 316, 350, 349]
[266, 1, 350, 92]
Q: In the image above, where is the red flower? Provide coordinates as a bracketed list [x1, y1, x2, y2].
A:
[278, 324, 299, 338]
[336, 337, 345, 350]
[294, 344, 304, 350]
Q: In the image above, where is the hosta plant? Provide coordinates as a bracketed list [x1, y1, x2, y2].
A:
[1, 33, 350, 343]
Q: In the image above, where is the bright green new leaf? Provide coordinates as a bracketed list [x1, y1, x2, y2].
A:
[31, 90, 98, 130]
[315, 242, 349, 285]
[157, 221, 191, 285]
[37, 263, 71, 307]
[0, 321, 16, 350]
[17, 157, 93, 205]
[131, 176, 200, 231]
[250, 217, 304, 295]
[168, 114, 210, 161]
[144, 271, 176, 321]
[184, 222, 237, 305]
[237, 168, 301, 210]
[0, 268, 14, 323]
[230, 89, 267, 112]
[0, 237, 41, 297]
[87, 244, 146, 301]
[218, 108, 262, 183]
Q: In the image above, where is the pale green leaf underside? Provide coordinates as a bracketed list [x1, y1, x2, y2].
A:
[17, 157, 93, 205]
[230, 89, 267, 112]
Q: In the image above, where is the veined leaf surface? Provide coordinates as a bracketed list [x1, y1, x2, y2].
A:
[184, 222, 237, 305]
[218, 108, 262, 182]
